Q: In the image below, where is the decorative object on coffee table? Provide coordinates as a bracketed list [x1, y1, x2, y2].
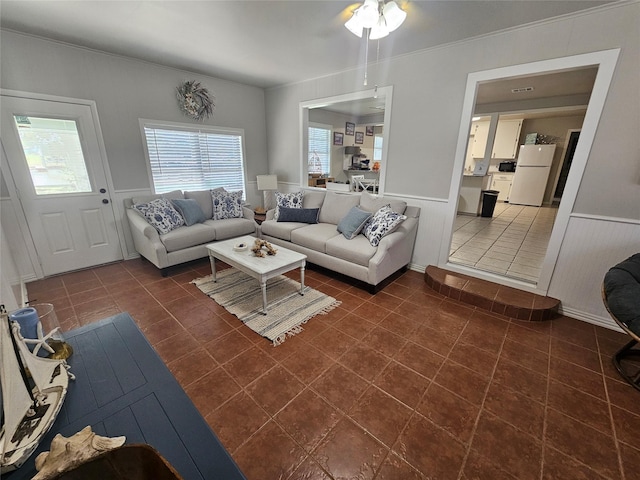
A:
[176, 80, 214, 121]
[251, 238, 277, 257]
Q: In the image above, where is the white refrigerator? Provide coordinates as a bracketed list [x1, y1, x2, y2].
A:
[509, 144, 556, 206]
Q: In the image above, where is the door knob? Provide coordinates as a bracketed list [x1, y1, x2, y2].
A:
[102, 199, 109, 204]
[99, 188, 106, 193]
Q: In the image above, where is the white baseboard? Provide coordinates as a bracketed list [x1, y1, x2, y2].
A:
[558, 305, 622, 333]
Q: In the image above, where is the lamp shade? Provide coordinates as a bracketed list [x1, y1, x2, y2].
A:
[256, 174, 278, 191]
[382, 1, 406, 32]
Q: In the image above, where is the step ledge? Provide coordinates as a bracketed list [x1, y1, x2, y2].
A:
[424, 265, 560, 321]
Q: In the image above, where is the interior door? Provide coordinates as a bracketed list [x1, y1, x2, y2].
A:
[1, 95, 122, 276]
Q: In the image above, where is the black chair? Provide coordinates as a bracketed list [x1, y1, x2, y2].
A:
[602, 253, 640, 391]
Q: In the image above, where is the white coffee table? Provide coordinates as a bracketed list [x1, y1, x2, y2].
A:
[206, 235, 307, 315]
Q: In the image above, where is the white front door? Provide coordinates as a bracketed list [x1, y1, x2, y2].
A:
[1, 95, 122, 276]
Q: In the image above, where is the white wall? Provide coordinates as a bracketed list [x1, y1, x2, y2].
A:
[0, 30, 270, 273]
[265, 2, 640, 327]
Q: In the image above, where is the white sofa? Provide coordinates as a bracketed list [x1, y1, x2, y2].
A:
[259, 189, 420, 292]
[124, 189, 256, 275]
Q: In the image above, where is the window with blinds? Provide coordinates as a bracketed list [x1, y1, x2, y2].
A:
[308, 124, 331, 175]
[373, 134, 384, 162]
[141, 122, 247, 195]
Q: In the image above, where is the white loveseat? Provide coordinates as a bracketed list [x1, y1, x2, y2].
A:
[124, 189, 256, 275]
[259, 189, 420, 292]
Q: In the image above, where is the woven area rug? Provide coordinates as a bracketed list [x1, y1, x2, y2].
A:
[192, 269, 341, 345]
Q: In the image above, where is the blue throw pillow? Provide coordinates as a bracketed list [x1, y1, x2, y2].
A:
[337, 206, 372, 240]
[171, 198, 206, 226]
[277, 207, 319, 223]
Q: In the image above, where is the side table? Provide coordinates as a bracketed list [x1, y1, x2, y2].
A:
[254, 212, 266, 225]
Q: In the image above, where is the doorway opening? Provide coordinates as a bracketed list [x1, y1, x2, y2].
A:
[440, 49, 621, 294]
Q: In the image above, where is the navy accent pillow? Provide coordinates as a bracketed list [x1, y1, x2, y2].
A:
[337, 206, 372, 240]
[171, 198, 207, 226]
[277, 207, 319, 223]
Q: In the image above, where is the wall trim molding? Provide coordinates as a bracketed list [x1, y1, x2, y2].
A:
[559, 305, 621, 333]
[570, 213, 640, 225]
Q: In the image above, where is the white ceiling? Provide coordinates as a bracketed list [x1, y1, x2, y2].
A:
[0, 1, 616, 89]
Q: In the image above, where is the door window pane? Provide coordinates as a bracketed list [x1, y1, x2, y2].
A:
[14, 116, 92, 195]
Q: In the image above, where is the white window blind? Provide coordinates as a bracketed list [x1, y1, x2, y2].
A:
[142, 123, 246, 195]
[373, 134, 384, 161]
[308, 124, 331, 175]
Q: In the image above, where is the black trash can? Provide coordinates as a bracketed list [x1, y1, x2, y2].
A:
[480, 190, 500, 217]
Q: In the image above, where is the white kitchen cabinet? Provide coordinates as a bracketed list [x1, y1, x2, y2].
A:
[470, 121, 490, 158]
[470, 119, 523, 159]
[492, 119, 523, 159]
[490, 173, 514, 201]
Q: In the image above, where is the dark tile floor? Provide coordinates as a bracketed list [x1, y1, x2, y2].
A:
[26, 259, 640, 480]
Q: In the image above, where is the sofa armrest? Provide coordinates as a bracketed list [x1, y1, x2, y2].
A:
[266, 208, 276, 221]
[125, 208, 169, 268]
[367, 216, 419, 285]
[242, 206, 255, 221]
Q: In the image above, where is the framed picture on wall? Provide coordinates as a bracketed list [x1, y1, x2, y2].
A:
[355, 131, 364, 144]
[345, 122, 355, 135]
[333, 132, 344, 145]
[366, 126, 374, 136]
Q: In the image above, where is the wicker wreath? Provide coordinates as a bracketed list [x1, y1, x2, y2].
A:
[176, 80, 214, 121]
[252, 239, 277, 258]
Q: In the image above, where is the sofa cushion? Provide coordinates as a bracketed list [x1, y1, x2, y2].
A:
[302, 189, 326, 209]
[260, 220, 307, 242]
[184, 188, 225, 219]
[318, 191, 361, 225]
[132, 189, 184, 205]
[160, 223, 217, 252]
[277, 207, 319, 224]
[204, 218, 256, 241]
[362, 204, 406, 247]
[337, 206, 372, 240]
[359, 190, 407, 215]
[290, 223, 341, 253]
[133, 198, 185, 234]
[212, 189, 243, 220]
[274, 191, 304, 220]
[171, 198, 206, 226]
[326, 234, 377, 267]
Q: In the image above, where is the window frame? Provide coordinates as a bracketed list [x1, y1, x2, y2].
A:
[139, 118, 248, 196]
[308, 122, 332, 176]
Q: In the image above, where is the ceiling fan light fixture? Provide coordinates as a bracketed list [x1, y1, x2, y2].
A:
[345, 12, 364, 37]
[345, 1, 406, 38]
[382, 0, 407, 32]
[369, 16, 390, 40]
[359, 0, 382, 28]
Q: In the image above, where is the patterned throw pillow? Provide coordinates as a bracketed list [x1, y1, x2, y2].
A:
[362, 204, 406, 247]
[133, 198, 185, 234]
[274, 191, 304, 220]
[211, 189, 244, 220]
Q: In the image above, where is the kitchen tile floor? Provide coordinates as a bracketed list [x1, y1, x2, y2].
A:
[26, 259, 640, 480]
[450, 203, 558, 283]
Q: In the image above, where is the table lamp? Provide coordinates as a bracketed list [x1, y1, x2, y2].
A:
[256, 174, 278, 212]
